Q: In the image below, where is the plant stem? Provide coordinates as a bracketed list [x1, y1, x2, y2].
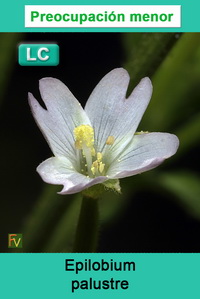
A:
[73, 195, 99, 253]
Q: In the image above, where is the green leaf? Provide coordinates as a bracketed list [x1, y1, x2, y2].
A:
[44, 194, 82, 252]
[141, 33, 200, 131]
[158, 171, 200, 220]
[175, 112, 200, 158]
[122, 32, 181, 91]
[23, 185, 80, 252]
[0, 33, 24, 107]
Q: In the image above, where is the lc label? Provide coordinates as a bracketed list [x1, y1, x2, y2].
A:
[18, 44, 59, 66]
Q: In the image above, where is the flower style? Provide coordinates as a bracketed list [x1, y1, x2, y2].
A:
[28, 68, 179, 195]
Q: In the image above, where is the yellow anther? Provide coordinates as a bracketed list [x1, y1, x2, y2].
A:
[97, 152, 103, 161]
[106, 136, 115, 145]
[99, 162, 105, 173]
[93, 160, 98, 168]
[74, 124, 94, 148]
[91, 160, 98, 175]
[91, 148, 96, 157]
[91, 154, 105, 175]
[91, 168, 95, 175]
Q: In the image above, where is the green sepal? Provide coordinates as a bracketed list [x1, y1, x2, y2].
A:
[82, 183, 105, 199]
[103, 179, 121, 194]
[82, 179, 121, 199]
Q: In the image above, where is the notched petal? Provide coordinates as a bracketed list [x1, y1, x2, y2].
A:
[28, 78, 90, 160]
[85, 68, 153, 164]
[107, 132, 179, 179]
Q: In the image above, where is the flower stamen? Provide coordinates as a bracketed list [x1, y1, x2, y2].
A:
[91, 152, 105, 176]
[74, 124, 95, 176]
[74, 125, 106, 177]
[106, 135, 115, 145]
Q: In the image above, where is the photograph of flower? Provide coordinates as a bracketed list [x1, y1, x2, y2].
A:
[0, 32, 200, 252]
[29, 69, 178, 194]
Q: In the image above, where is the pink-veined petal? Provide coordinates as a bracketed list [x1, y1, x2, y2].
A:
[107, 132, 179, 179]
[85, 68, 152, 164]
[37, 156, 107, 195]
[28, 78, 90, 165]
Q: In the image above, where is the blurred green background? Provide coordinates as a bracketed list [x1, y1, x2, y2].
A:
[0, 32, 200, 252]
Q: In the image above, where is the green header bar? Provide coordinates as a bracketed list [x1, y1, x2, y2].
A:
[0, 1, 199, 32]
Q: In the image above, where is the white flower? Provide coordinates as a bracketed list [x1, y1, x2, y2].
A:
[28, 68, 179, 195]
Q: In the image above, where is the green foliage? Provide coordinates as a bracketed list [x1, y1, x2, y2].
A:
[22, 185, 81, 252]
[158, 171, 200, 220]
[0, 33, 24, 107]
[121, 32, 200, 222]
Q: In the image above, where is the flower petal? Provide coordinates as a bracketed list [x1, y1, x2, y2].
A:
[28, 78, 90, 164]
[37, 156, 107, 195]
[85, 68, 152, 160]
[107, 133, 179, 178]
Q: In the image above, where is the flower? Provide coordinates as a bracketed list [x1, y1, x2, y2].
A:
[28, 68, 179, 195]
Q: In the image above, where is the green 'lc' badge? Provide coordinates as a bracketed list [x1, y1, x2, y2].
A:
[18, 44, 59, 66]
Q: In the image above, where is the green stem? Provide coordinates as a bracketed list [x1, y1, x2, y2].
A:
[73, 195, 99, 253]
